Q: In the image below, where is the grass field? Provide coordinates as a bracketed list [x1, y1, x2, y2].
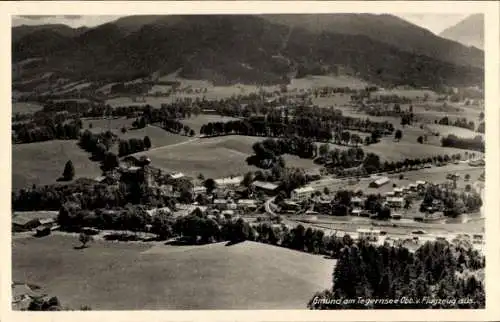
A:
[135, 136, 319, 179]
[12, 236, 335, 309]
[81, 118, 191, 153]
[289, 75, 370, 90]
[12, 102, 44, 114]
[12, 140, 102, 190]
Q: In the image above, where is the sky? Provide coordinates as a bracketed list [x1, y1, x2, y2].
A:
[12, 13, 471, 34]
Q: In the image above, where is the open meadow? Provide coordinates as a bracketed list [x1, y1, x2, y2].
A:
[12, 235, 334, 309]
[12, 140, 102, 190]
[134, 135, 319, 179]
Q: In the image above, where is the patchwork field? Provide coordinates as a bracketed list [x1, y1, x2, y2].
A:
[134, 136, 319, 179]
[289, 75, 370, 90]
[12, 235, 335, 309]
[362, 138, 481, 162]
[12, 140, 102, 190]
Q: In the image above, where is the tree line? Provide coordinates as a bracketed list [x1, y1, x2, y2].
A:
[200, 112, 393, 142]
[11, 178, 176, 211]
[441, 134, 484, 152]
[13, 117, 82, 144]
[437, 116, 475, 131]
[118, 136, 152, 157]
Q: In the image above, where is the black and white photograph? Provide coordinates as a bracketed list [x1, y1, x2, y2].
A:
[5, 1, 499, 317]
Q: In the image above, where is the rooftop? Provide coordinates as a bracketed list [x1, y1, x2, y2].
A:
[170, 172, 185, 179]
[252, 181, 279, 190]
[292, 186, 315, 194]
[215, 176, 244, 186]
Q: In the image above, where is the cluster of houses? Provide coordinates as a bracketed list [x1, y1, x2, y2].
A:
[12, 213, 58, 235]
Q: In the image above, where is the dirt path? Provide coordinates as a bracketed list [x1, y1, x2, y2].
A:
[132, 137, 200, 155]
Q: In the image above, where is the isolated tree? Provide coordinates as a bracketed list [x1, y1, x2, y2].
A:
[88, 123, 93, 129]
[417, 136, 424, 144]
[465, 184, 472, 192]
[79, 232, 92, 248]
[62, 160, 75, 181]
[197, 173, 205, 181]
[189, 129, 195, 137]
[395, 129, 403, 141]
[144, 136, 152, 149]
[121, 126, 127, 134]
[102, 152, 120, 171]
[203, 178, 217, 194]
[465, 174, 471, 181]
[323, 187, 330, 195]
[242, 172, 254, 187]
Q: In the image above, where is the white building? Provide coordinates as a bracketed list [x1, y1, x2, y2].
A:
[192, 186, 207, 195]
[386, 197, 405, 208]
[251, 181, 279, 194]
[215, 176, 244, 188]
[369, 176, 390, 188]
[291, 186, 316, 201]
[237, 199, 258, 210]
[170, 172, 185, 180]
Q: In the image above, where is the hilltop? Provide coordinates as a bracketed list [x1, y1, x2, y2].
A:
[439, 14, 484, 50]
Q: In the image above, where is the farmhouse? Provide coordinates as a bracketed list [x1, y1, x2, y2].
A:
[291, 186, 315, 201]
[169, 172, 185, 180]
[416, 180, 426, 187]
[215, 176, 243, 188]
[237, 199, 258, 210]
[12, 283, 42, 310]
[351, 197, 364, 208]
[351, 209, 363, 216]
[386, 197, 405, 208]
[369, 176, 390, 188]
[146, 207, 172, 217]
[12, 217, 42, 232]
[393, 187, 404, 196]
[192, 186, 207, 195]
[251, 181, 279, 195]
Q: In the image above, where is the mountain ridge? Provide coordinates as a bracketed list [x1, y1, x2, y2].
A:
[12, 15, 484, 90]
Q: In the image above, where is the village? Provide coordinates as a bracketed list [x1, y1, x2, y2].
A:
[13, 148, 485, 256]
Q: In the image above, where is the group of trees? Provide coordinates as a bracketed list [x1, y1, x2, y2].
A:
[79, 130, 117, 161]
[318, 145, 365, 169]
[441, 134, 484, 152]
[162, 119, 195, 136]
[309, 239, 485, 309]
[200, 106, 393, 142]
[57, 202, 154, 233]
[437, 116, 475, 131]
[118, 136, 151, 157]
[420, 184, 483, 217]
[12, 178, 176, 212]
[246, 137, 316, 169]
[13, 118, 82, 144]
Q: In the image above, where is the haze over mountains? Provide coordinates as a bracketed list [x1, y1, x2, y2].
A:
[439, 14, 484, 50]
[12, 14, 484, 90]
